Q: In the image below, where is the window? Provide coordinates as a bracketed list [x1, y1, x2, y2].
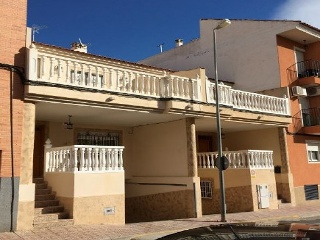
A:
[304, 184, 319, 200]
[306, 142, 320, 163]
[77, 131, 120, 146]
[200, 181, 212, 199]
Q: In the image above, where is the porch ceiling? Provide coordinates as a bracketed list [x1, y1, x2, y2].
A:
[35, 102, 283, 133]
[35, 102, 184, 127]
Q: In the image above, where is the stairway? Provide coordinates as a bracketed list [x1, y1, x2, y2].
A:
[33, 178, 74, 228]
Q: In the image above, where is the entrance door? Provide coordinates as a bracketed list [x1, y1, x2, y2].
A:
[33, 125, 45, 178]
[197, 135, 214, 152]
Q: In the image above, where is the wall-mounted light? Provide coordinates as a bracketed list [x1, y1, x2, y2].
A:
[64, 115, 73, 130]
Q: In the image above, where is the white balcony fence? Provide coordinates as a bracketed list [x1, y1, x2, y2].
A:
[27, 44, 290, 116]
[207, 82, 290, 116]
[197, 150, 274, 169]
[44, 140, 124, 173]
[27, 45, 201, 101]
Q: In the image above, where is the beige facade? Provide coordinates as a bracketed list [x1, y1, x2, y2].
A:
[14, 30, 294, 229]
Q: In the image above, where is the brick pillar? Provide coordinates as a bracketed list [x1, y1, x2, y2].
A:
[0, 0, 27, 232]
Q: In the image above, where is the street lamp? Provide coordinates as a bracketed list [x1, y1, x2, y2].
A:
[213, 18, 231, 222]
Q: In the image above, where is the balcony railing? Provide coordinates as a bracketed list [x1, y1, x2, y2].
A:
[44, 141, 124, 173]
[27, 44, 290, 116]
[293, 108, 320, 131]
[197, 150, 274, 169]
[287, 60, 320, 84]
[207, 83, 290, 116]
[27, 44, 201, 101]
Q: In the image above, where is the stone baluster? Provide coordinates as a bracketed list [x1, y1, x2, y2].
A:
[79, 147, 85, 171]
[102, 68, 107, 88]
[128, 72, 133, 93]
[118, 148, 124, 170]
[87, 65, 92, 86]
[146, 75, 151, 95]
[44, 139, 52, 172]
[81, 64, 85, 86]
[57, 59, 62, 81]
[66, 61, 71, 83]
[87, 147, 92, 171]
[40, 56, 46, 79]
[107, 148, 112, 170]
[72, 62, 77, 84]
[134, 73, 139, 93]
[49, 57, 55, 80]
[109, 68, 115, 90]
[95, 66, 99, 87]
[115, 69, 120, 91]
[72, 147, 78, 172]
[93, 148, 99, 171]
[185, 79, 190, 98]
[101, 148, 106, 171]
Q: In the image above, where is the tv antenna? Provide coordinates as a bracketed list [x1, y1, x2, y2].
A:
[157, 43, 165, 53]
[31, 24, 47, 41]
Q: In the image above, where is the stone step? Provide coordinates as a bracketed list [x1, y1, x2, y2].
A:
[35, 205, 65, 215]
[33, 219, 74, 229]
[35, 188, 52, 195]
[35, 182, 48, 189]
[33, 178, 45, 184]
[35, 193, 56, 201]
[35, 199, 60, 208]
[33, 212, 69, 224]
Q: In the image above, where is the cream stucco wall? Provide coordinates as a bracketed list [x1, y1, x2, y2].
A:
[45, 172, 125, 225]
[128, 119, 189, 177]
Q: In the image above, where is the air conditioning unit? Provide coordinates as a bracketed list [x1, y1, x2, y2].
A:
[291, 86, 307, 97]
[307, 87, 320, 96]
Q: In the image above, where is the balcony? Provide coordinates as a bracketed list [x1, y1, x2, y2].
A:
[287, 60, 320, 86]
[44, 140, 124, 173]
[197, 150, 274, 169]
[26, 43, 290, 117]
[292, 107, 320, 135]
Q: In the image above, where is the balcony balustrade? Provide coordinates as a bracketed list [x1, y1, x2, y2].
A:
[27, 44, 201, 101]
[207, 83, 290, 116]
[197, 150, 274, 169]
[44, 140, 124, 173]
[27, 44, 290, 116]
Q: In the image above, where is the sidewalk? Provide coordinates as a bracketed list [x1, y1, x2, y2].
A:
[1, 203, 320, 240]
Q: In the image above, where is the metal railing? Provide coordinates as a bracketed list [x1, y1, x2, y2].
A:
[287, 60, 320, 84]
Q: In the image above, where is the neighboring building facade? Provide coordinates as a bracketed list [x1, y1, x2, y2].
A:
[140, 19, 320, 206]
[0, 0, 27, 232]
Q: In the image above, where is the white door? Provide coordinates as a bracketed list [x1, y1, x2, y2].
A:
[257, 184, 269, 209]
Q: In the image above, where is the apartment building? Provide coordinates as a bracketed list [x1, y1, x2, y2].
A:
[140, 19, 320, 207]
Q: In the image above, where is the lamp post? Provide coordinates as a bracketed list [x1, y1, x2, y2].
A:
[213, 18, 231, 222]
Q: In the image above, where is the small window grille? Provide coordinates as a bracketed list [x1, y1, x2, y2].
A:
[200, 181, 212, 199]
[304, 184, 319, 200]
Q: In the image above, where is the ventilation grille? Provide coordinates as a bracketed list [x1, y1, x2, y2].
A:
[304, 184, 319, 200]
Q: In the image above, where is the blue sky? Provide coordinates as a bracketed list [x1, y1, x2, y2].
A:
[27, 0, 319, 62]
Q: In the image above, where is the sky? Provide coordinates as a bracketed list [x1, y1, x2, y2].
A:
[27, 0, 320, 62]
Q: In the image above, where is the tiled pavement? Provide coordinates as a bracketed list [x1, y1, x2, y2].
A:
[2, 203, 320, 240]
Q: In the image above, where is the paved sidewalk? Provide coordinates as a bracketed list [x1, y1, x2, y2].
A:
[1, 203, 320, 240]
